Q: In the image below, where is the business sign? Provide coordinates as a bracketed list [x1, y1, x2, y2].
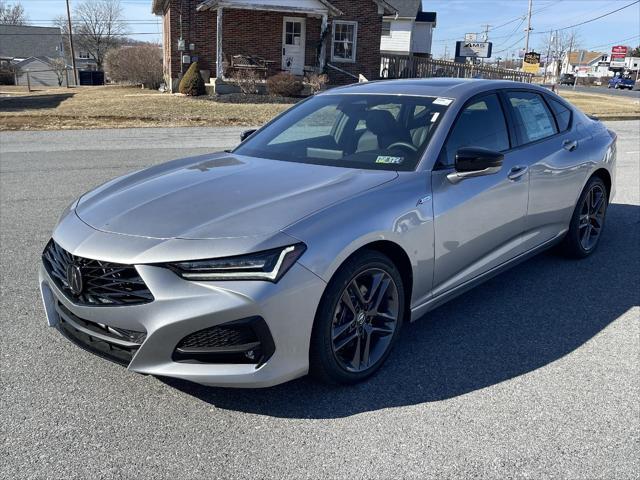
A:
[523, 51, 541, 73]
[456, 41, 492, 58]
[464, 33, 478, 42]
[610, 45, 627, 67]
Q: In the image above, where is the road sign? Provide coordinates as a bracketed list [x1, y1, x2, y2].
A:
[456, 41, 492, 58]
[522, 51, 540, 73]
[610, 45, 627, 68]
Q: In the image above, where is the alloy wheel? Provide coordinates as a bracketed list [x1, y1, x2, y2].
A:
[578, 183, 606, 251]
[330, 268, 400, 373]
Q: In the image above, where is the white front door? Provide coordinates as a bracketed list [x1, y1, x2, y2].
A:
[282, 17, 306, 75]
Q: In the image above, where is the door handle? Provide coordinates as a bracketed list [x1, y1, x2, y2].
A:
[508, 165, 528, 181]
[563, 139, 578, 152]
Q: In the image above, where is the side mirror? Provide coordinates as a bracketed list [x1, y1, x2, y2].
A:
[240, 129, 257, 142]
[447, 147, 504, 184]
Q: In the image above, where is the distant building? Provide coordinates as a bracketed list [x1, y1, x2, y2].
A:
[380, 0, 436, 56]
[13, 56, 72, 87]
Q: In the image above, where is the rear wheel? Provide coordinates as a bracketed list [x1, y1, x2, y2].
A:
[561, 176, 608, 258]
[309, 250, 405, 384]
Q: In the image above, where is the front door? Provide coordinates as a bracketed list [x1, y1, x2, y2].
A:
[431, 93, 529, 296]
[282, 17, 306, 76]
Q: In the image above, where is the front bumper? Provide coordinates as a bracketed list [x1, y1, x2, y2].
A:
[39, 246, 326, 389]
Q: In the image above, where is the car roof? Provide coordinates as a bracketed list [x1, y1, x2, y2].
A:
[319, 78, 551, 101]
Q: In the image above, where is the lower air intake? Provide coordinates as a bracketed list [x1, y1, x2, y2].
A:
[173, 317, 275, 365]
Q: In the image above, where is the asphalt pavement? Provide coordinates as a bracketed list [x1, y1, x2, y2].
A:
[1, 122, 638, 479]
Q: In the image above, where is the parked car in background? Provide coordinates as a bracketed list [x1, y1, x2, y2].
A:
[40, 79, 617, 388]
[608, 75, 635, 90]
[559, 73, 576, 85]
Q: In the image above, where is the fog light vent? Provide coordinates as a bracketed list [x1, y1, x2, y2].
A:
[172, 317, 275, 366]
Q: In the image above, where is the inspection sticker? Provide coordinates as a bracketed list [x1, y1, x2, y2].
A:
[376, 156, 404, 165]
[433, 97, 453, 106]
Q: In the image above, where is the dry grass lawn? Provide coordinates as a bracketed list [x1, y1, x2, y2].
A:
[0, 86, 292, 131]
[0, 84, 638, 131]
[558, 90, 640, 119]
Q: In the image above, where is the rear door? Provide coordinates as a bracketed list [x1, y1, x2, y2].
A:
[503, 90, 585, 251]
[431, 92, 529, 297]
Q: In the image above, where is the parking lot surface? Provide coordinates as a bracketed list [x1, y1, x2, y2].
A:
[1, 122, 638, 479]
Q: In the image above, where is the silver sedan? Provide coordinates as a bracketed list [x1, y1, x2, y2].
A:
[39, 79, 617, 387]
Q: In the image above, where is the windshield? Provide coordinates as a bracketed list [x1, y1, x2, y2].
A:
[233, 94, 451, 171]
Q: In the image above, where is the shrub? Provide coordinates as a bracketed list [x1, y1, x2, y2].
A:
[105, 44, 163, 89]
[233, 69, 261, 95]
[305, 73, 328, 94]
[179, 61, 206, 96]
[266, 72, 303, 97]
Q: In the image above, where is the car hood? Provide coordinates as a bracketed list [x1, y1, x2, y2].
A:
[76, 152, 397, 240]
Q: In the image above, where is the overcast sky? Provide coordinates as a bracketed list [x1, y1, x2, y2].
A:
[20, 0, 640, 59]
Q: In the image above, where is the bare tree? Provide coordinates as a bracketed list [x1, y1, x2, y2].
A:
[0, 0, 27, 24]
[50, 57, 68, 86]
[56, 0, 127, 70]
[540, 29, 581, 76]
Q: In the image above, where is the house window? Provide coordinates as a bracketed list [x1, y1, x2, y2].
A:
[331, 20, 357, 63]
[382, 21, 391, 36]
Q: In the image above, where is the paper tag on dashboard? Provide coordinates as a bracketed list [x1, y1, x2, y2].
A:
[376, 156, 404, 165]
[433, 97, 453, 106]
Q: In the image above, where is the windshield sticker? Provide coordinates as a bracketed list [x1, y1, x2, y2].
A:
[430, 112, 440, 123]
[433, 97, 453, 106]
[376, 156, 404, 165]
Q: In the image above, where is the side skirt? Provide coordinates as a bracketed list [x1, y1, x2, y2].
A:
[409, 231, 566, 322]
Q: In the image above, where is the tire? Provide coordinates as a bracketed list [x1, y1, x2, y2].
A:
[309, 250, 405, 385]
[561, 176, 608, 258]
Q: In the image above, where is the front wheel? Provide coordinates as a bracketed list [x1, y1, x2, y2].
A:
[309, 250, 405, 384]
[561, 176, 608, 258]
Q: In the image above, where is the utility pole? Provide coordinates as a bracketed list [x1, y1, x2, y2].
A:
[523, 0, 533, 69]
[481, 24, 491, 42]
[65, 0, 78, 87]
[543, 30, 553, 83]
[443, 45, 449, 61]
[565, 32, 574, 75]
[481, 24, 491, 65]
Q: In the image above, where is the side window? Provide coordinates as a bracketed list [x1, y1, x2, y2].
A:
[546, 97, 572, 132]
[506, 91, 558, 144]
[441, 94, 509, 167]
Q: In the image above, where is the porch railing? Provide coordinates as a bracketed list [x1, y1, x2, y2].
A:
[380, 55, 534, 83]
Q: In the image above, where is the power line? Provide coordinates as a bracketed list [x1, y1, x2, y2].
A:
[493, 35, 527, 54]
[533, 0, 640, 35]
[585, 33, 640, 50]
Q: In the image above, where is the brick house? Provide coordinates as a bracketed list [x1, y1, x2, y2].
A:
[151, 0, 396, 90]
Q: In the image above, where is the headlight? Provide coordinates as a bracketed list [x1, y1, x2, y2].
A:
[167, 244, 306, 282]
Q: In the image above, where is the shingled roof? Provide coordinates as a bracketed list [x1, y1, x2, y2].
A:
[0, 25, 64, 61]
[385, 0, 421, 18]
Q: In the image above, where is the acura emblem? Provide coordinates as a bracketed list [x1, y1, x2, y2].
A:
[66, 264, 83, 296]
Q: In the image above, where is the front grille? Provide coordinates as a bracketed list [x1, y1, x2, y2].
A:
[56, 302, 146, 366]
[173, 317, 275, 365]
[42, 240, 153, 306]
